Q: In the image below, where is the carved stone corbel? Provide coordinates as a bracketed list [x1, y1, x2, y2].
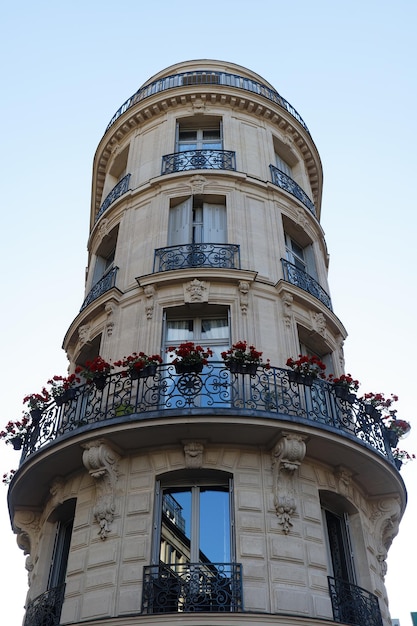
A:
[371, 497, 401, 579]
[280, 291, 294, 328]
[272, 433, 306, 534]
[105, 302, 116, 336]
[82, 439, 120, 540]
[238, 281, 250, 315]
[189, 175, 207, 195]
[144, 284, 156, 320]
[13, 510, 42, 587]
[310, 311, 326, 336]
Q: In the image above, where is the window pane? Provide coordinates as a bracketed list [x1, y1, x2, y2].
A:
[201, 318, 229, 339]
[166, 320, 193, 342]
[200, 489, 230, 563]
[161, 490, 192, 564]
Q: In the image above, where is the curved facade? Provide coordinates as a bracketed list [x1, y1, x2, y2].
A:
[8, 60, 405, 626]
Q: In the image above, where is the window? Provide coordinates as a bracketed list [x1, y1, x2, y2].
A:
[285, 233, 317, 278]
[24, 500, 76, 626]
[164, 306, 229, 362]
[168, 196, 227, 246]
[321, 492, 356, 585]
[155, 475, 232, 565]
[275, 153, 292, 177]
[48, 502, 75, 591]
[91, 225, 119, 286]
[176, 118, 222, 152]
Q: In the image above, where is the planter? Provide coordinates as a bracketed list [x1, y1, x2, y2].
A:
[394, 458, 403, 470]
[288, 371, 314, 386]
[30, 408, 43, 423]
[386, 430, 399, 448]
[334, 385, 356, 403]
[92, 375, 107, 390]
[10, 437, 22, 451]
[174, 362, 204, 375]
[130, 364, 158, 380]
[227, 361, 258, 375]
[55, 388, 77, 406]
[364, 404, 381, 419]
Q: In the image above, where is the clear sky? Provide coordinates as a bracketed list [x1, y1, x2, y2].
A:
[1, 1, 416, 624]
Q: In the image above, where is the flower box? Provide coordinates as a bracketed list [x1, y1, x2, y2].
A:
[288, 371, 314, 386]
[130, 364, 158, 379]
[174, 361, 204, 375]
[227, 361, 258, 375]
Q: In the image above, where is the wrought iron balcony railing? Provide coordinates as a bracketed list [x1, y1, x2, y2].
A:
[80, 266, 118, 312]
[23, 585, 65, 626]
[154, 243, 240, 272]
[95, 174, 130, 223]
[328, 577, 383, 626]
[19, 363, 396, 468]
[270, 165, 316, 216]
[161, 149, 236, 174]
[142, 563, 243, 613]
[106, 70, 309, 134]
[281, 259, 333, 311]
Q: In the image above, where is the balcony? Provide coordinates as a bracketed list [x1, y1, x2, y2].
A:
[141, 563, 243, 613]
[95, 173, 130, 223]
[328, 577, 383, 626]
[80, 266, 118, 312]
[270, 165, 316, 216]
[23, 585, 65, 626]
[154, 243, 240, 272]
[161, 149, 236, 175]
[106, 69, 309, 134]
[281, 258, 333, 311]
[19, 363, 396, 468]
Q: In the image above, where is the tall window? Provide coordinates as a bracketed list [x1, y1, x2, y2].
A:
[275, 152, 292, 177]
[168, 196, 227, 246]
[164, 306, 229, 361]
[321, 492, 357, 585]
[285, 233, 318, 279]
[153, 471, 234, 566]
[91, 225, 119, 285]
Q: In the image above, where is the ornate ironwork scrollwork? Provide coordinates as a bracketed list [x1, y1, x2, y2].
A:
[270, 165, 316, 216]
[154, 243, 240, 272]
[162, 149, 236, 174]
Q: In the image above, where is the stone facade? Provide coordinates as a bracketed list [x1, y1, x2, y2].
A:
[8, 60, 405, 626]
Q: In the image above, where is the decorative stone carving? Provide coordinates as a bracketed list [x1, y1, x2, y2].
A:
[272, 433, 306, 534]
[49, 477, 66, 509]
[311, 311, 326, 335]
[144, 284, 155, 320]
[184, 441, 204, 469]
[185, 278, 208, 303]
[105, 302, 116, 336]
[371, 497, 402, 579]
[78, 323, 91, 346]
[189, 175, 207, 195]
[238, 281, 250, 315]
[295, 207, 309, 231]
[82, 439, 120, 540]
[280, 291, 294, 328]
[13, 510, 42, 587]
[337, 335, 345, 369]
[97, 218, 110, 242]
[191, 98, 207, 114]
[334, 465, 353, 496]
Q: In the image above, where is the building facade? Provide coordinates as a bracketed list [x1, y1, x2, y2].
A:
[8, 60, 406, 626]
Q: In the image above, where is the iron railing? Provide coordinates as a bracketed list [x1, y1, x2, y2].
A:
[142, 563, 243, 613]
[162, 149, 236, 174]
[281, 259, 333, 311]
[270, 165, 316, 216]
[328, 577, 383, 626]
[95, 173, 130, 223]
[105, 70, 309, 134]
[80, 266, 118, 311]
[19, 363, 396, 467]
[23, 585, 65, 626]
[154, 243, 240, 272]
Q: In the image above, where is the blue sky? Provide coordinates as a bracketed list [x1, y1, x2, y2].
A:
[1, 1, 416, 624]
